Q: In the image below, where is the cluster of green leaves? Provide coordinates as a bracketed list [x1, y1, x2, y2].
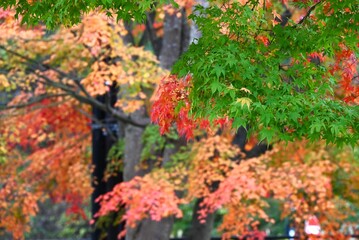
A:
[0, 0, 172, 28]
[106, 139, 125, 176]
[0, 135, 7, 164]
[141, 125, 166, 161]
[172, 1, 359, 145]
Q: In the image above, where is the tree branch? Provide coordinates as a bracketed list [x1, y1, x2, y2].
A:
[0, 45, 150, 128]
[35, 70, 150, 127]
[0, 45, 79, 82]
[75, 106, 118, 141]
[297, 1, 322, 25]
[275, 3, 292, 27]
[0, 93, 68, 110]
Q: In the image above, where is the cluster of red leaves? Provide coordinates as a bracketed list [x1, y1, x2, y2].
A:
[0, 177, 40, 239]
[95, 173, 183, 238]
[1, 98, 92, 238]
[151, 74, 195, 139]
[64, 193, 89, 220]
[30, 136, 91, 219]
[330, 44, 359, 104]
[197, 141, 346, 239]
[256, 35, 270, 46]
[4, 97, 89, 151]
[196, 155, 272, 239]
[0, 10, 166, 238]
[95, 134, 355, 239]
[187, 136, 241, 199]
[151, 75, 230, 140]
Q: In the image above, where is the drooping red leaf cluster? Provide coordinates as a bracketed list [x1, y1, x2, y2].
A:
[151, 75, 231, 140]
[4, 96, 90, 151]
[95, 174, 183, 238]
[63, 193, 88, 220]
[330, 44, 359, 104]
[150, 74, 195, 139]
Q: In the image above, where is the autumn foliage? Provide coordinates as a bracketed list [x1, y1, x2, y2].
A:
[0, 8, 163, 239]
[96, 134, 357, 239]
[0, 100, 92, 239]
[0, 0, 358, 240]
[151, 75, 231, 140]
[95, 173, 184, 238]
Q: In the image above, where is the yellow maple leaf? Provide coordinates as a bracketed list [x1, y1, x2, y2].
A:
[0, 74, 10, 89]
[236, 97, 252, 109]
[240, 87, 251, 94]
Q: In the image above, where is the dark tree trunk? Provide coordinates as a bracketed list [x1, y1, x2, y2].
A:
[159, 11, 182, 70]
[123, 108, 147, 240]
[92, 88, 125, 240]
[186, 198, 215, 240]
[123, 109, 147, 182]
[106, 122, 125, 240]
[91, 105, 108, 240]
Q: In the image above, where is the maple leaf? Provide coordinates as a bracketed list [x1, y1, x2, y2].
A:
[235, 97, 252, 109]
[239, 87, 251, 94]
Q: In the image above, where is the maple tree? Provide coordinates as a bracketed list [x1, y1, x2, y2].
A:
[0, 8, 165, 239]
[96, 135, 358, 239]
[0, 0, 358, 240]
[165, 0, 359, 145]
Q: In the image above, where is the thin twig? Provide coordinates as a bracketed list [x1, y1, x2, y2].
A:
[1, 45, 150, 127]
[297, 1, 322, 25]
[0, 93, 68, 110]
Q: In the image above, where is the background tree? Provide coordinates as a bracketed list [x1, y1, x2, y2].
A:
[0, 2, 193, 239]
[0, 9, 167, 239]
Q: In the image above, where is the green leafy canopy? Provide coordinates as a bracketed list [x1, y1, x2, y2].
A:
[2, 0, 358, 146]
[0, 0, 173, 28]
[172, 1, 359, 146]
